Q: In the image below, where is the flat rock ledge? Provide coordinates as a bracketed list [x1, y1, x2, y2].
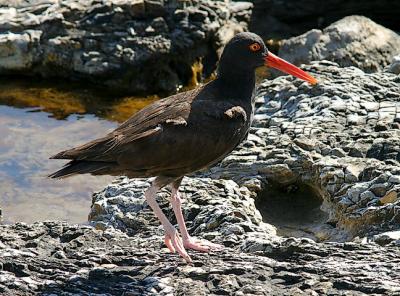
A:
[2, 61, 400, 295]
[0, 0, 252, 94]
[1, 221, 400, 295]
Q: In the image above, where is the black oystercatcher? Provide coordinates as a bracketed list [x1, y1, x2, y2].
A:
[50, 32, 317, 262]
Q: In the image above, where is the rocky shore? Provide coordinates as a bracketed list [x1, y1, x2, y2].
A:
[1, 61, 400, 295]
[1, 4, 400, 296]
[0, 0, 252, 94]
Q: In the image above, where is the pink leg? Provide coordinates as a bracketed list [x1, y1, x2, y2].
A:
[144, 182, 192, 262]
[169, 184, 224, 252]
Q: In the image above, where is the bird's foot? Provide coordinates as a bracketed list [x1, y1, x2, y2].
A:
[183, 236, 224, 253]
[164, 230, 192, 263]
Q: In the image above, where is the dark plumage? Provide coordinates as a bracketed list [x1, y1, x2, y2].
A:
[50, 32, 317, 262]
[50, 33, 265, 183]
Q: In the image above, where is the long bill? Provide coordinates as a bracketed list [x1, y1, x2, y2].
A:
[265, 52, 318, 85]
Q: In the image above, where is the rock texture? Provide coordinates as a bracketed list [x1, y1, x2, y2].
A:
[386, 55, 400, 75]
[2, 62, 400, 295]
[278, 16, 400, 73]
[89, 61, 400, 241]
[1, 220, 400, 295]
[212, 60, 400, 240]
[0, 0, 252, 94]
[248, 0, 400, 39]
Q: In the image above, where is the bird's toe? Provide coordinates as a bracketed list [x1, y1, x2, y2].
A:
[183, 237, 224, 252]
[164, 231, 192, 263]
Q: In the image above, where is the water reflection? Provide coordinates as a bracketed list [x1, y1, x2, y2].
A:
[0, 78, 158, 122]
[0, 79, 157, 224]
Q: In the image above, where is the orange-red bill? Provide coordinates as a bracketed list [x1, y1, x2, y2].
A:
[265, 52, 318, 85]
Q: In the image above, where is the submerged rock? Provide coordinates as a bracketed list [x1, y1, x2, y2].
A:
[278, 16, 400, 72]
[0, 0, 252, 94]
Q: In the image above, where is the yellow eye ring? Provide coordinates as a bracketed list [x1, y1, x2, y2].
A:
[249, 43, 261, 52]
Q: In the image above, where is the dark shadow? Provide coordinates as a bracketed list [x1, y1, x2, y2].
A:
[255, 182, 335, 242]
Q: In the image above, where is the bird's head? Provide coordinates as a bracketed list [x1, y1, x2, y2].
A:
[218, 32, 317, 85]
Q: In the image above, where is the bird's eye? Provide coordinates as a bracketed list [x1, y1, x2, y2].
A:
[249, 43, 261, 52]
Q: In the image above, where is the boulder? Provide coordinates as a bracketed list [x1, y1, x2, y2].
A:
[0, 0, 252, 94]
[278, 16, 400, 72]
[248, 0, 400, 39]
[386, 55, 400, 75]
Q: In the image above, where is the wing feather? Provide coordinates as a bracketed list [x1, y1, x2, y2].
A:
[50, 88, 197, 162]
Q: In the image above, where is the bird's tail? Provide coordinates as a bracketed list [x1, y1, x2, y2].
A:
[48, 160, 115, 179]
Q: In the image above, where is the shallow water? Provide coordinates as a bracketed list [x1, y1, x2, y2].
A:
[0, 79, 157, 224]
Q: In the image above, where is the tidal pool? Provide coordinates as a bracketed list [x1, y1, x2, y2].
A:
[0, 78, 157, 224]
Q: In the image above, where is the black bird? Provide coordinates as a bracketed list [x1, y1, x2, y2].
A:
[50, 32, 317, 262]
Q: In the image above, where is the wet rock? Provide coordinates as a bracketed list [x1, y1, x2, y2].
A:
[278, 16, 400, 73]
[0, 0, 252, 94]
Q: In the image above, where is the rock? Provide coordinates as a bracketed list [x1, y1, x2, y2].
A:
[373, 230, 400, 246]
[0, 0, 252, 94]
[379, 190, 398, 205]
[3, 53, 400, 295]
[278, 16, 400, 73]
[88, 60, 400, 247]
[0, 30, 41, 71]
[90, 177, 274, 240]
[385, 55, 400, 74]
[248, 0, 400, 39]
[203, 60, 400, 239]
[1, 221, 400, 295]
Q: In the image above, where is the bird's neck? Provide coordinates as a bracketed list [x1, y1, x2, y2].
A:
[216, 67, 256, 101]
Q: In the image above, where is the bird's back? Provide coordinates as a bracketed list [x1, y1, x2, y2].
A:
[49, 80, 254, 179]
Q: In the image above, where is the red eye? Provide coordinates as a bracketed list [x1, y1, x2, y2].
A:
[249, 43, 261, 52]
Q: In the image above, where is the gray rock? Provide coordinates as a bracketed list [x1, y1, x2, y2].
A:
[202, 60, 400, 239]
[278, 16, 400, 73]
[3, 59, 400, 294]
[0, 0, 252, 94]
[386, 55, 400, 74]
[1, 221, 400, 295]
[373, 230, 400, 246]
[249, 0, 400, 40]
